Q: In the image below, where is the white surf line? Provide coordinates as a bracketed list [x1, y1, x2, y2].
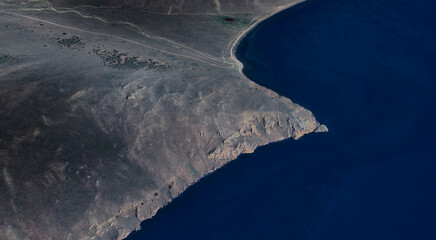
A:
[230, 0, 306, 72]
[27, 3, 246, 66]
[223, 16, 260, 69]
[0, 10, 233, 68]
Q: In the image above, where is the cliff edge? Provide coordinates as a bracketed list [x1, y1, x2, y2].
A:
[0, 0, 326, 239]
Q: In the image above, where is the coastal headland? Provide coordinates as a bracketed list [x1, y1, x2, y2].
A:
[0, 0, 326, 239]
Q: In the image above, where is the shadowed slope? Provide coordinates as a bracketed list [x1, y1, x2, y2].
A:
[0, 1, 325, 239]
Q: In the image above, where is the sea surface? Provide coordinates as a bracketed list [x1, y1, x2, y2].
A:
[126, 0, 436, 239]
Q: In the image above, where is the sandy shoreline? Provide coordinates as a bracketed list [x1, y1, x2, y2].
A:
[230, 0, 306, 73]
[122, 3, 311, 238]
[125, 2, 309, 236]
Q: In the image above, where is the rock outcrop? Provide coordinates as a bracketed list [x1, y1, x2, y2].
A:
[0, 0, 325, 239]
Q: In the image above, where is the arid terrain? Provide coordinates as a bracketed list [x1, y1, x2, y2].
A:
[0, 0, 326, 239]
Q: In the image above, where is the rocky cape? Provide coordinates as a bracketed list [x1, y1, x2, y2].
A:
[0, 0, 326, 239]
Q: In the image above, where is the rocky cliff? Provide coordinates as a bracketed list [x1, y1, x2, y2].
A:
[0, 0, 325, 239]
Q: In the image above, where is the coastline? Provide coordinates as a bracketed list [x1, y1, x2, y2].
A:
[123, 1, 318, 239]
[125, 0, 436, 237]
[230, 0, 306, 73]
[0, 1, 324, 239]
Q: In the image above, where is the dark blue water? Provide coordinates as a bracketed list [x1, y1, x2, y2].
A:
[126, 0, 436, 239]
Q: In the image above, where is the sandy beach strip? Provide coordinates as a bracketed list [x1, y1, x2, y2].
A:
[230, 0, 306, 73]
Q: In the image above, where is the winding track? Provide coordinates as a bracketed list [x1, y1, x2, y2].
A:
[0, 2, 252, 69]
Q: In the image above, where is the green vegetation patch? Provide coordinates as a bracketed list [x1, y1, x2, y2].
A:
[0, 54, 19, 65]
[56, 36, 83, 48]
[93, 48, 171, 71]
[210, 15, 251, 28]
